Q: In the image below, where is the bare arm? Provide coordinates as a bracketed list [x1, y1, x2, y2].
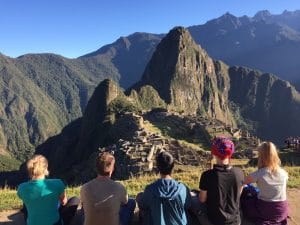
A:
[244, 175, 255, 185]
[60, 191, 68, 206]
[198, 189, 207, 203]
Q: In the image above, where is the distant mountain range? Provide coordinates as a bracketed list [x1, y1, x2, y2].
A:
[0, 10, 300, 170]
[36, 27, 300, 184]
[84, 9, 300, 88]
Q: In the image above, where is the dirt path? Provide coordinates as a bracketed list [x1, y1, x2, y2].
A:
[1, 189, 300, 225]
[287, 188, 300, 225]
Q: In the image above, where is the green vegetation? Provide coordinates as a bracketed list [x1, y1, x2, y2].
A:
[2, 162, 300, 211]
[0, 155, 21, 171]
[177, 140, 205, 152]
[108, 96, 139, 114]
[279, 151, 300, 166]
[145, 116, 211, 150]
[249, 150, 300, 168]
[228, 101, 255, 132]
[0, 52, 114, 166]
[136, 86, 166, 110]
[0, 188, 22, 211]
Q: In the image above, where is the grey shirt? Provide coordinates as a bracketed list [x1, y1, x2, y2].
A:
[250, 167, 288, 202]
[80, 178, 128, 225]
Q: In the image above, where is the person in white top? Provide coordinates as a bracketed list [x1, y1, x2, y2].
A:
[242, 142, 289, 225]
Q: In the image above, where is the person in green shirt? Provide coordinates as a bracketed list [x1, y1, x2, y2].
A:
[17, 155, 79, 225]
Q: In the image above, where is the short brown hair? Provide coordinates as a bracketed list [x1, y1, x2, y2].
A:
[96, 152, 115, 176]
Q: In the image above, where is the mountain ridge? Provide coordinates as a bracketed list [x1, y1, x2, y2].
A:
[33, 27, 300, 184]
[1, 10, 300, 170]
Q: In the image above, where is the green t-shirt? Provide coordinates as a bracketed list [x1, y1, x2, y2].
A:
[17, 179, 65, 225]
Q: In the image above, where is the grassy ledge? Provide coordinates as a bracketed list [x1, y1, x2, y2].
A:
[1, 163, 300, 211]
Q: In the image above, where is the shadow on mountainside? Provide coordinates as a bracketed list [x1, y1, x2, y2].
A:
[0, 170, 28, 188]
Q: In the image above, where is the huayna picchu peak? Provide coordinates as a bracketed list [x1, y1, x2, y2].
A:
[27, 26, 300, 185]
[131, 27, 234, 125]
[0, 11, 300, 186]
[2, 11, 300, 173]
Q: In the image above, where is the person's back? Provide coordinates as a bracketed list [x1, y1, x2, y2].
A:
[191, 137, 244, 225]
[200, 165, 244, 225]
[252, 167, 287, 202]
[140, 179, 190, 225]
[81, 178, 127, 225]
[17, 155, 79, 225]
[80, 152, 133, 225]
[137, 151, 191, 225]
[18, 178, 65, 225]
[243, 142, 289, 224]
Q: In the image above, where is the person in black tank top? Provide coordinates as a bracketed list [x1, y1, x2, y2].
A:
[190, 137, 244, 225]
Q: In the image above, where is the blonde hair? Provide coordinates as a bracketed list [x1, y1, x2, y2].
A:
[96, 152, 115, 176]
[257, 142, 281, 173]
[27, 155, 49, 179]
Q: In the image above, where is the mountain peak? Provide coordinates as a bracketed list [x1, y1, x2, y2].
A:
[164, 26, 194, 45]
[254, 10, 272, 21]
[114, 36, 131, 50]
[86, 79, 120, 110]
[223, 12, 236, 18]
[169, 26, 188, 34]
[132, 26, 205, 102]
[132, 27, 232, 122]
[210, 12, 241, 29]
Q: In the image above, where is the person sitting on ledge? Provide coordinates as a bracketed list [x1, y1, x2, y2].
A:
[242, 142, 289, 225]
[17, 154, 79, 225]
[136, 150, 191, 225]
[80, 151, 136, 225]
[190, 136, 244, 225]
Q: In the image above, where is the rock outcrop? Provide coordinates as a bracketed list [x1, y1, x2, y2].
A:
[228, 66, 300, 140]
[36, 79, 142, 181]
[132, 27, 234, 125]
[30, 27, 300, 184]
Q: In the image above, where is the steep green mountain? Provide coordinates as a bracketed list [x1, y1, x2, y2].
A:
[36, 79, 143, 182]
[2, 10, 300, 172]
[0, 52, 119, 165]
[131, 27, 234, 124]
[0, 54, 66, 162]
[228, 66, 300, 141]
[78, 10, 300, 88]
[33, 27, 300, 185]
[80, 32, 163, 88]
[0, 31, 161, 169]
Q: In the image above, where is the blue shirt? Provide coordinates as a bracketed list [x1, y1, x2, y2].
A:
[138, 179, 191, 225]
[17, 179, 65, 225]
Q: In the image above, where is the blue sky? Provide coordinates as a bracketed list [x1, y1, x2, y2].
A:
[1, 0, 300, 58]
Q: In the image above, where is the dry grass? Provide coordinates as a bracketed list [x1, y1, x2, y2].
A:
[1, 160, 300, 211]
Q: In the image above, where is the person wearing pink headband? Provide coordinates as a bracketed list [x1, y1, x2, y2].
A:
[211, 136, 235, 159]
[190, 137, 244, 225]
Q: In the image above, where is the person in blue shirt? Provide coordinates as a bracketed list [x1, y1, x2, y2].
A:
[137, 150, 191, 225]
[17, 155, 79, 225]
